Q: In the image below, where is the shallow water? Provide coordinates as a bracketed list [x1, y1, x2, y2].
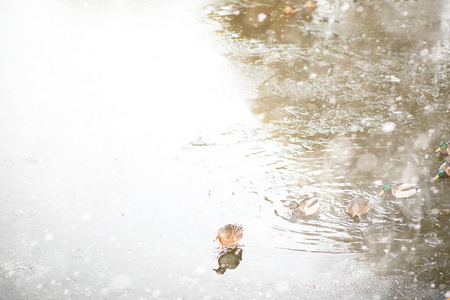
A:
[0, 0, 449, 299]
[207, 0, 450, 283]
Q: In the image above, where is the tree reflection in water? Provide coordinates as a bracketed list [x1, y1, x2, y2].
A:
[207, 0, 450, 290]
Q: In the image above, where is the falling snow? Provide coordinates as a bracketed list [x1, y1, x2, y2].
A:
[257, 13, 267, 23]
[381, 122, 396, 133]
[0, 0, 448, 299]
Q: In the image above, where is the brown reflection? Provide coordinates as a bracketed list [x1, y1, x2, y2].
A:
[208, 0, 450, 290]
[213, 248, 243, 275]
[209, 0, 447, 130]
[208, 1, 317, 46]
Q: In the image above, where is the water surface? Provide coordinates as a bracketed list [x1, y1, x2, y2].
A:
[0, 0, 449, 299]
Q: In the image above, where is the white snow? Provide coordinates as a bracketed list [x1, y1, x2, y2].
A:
[258, 13, 267, 23]
[381, 122, 396, 133]
[420, 49, 429, 56]
[110, 274, 132, 291]
[44, 233, 54, 241]
[341, 3, 350, 12]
